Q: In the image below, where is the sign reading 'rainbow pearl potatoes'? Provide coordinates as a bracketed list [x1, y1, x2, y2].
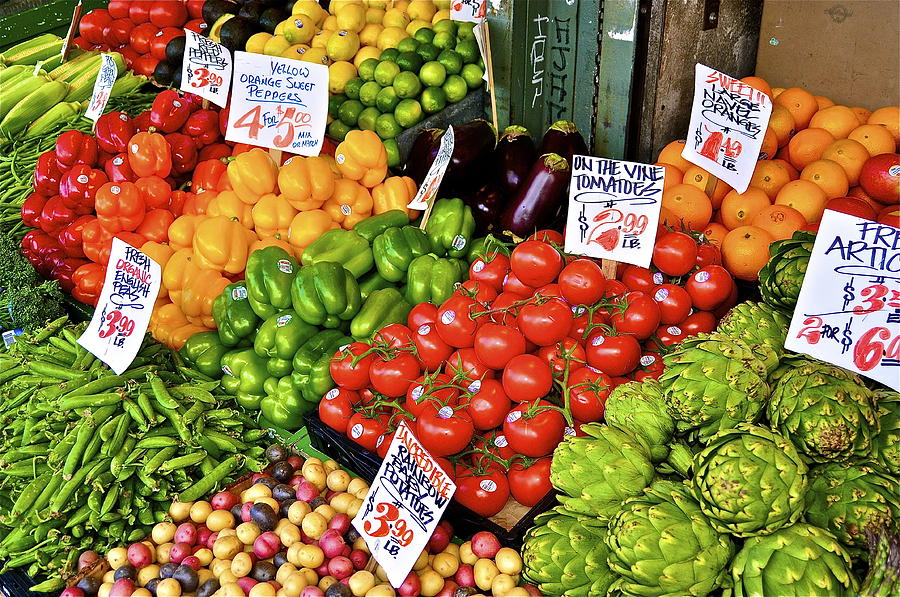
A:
[226, 51, 328, 156]
[786, 210, 900, 390]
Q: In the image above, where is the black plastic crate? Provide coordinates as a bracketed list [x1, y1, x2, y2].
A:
[0, 569, 55, 597]
[305, 411, 555, 550]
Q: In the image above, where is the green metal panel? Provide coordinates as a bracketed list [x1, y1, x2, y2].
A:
[594, 0, 640, 158]
[0, 0, 106, 51]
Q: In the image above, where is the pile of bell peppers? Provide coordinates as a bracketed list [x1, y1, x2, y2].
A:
[178, 198, 480, 431]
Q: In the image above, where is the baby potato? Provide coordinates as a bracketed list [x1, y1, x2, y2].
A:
[326, 469, 350, 492]
[495, 547, 523, 575]
[474, 558, 499, 591]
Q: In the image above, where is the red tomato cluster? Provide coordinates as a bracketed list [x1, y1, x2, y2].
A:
[318, 230, 737, 518]
[74, 0, 203, 77]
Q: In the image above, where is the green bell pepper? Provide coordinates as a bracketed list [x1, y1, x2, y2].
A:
[253, 311, 318, 377]
[179, 331, 229, 379]
[291, 330, 351, 403]
[405, 254, 466, 305]
[350, 288, 412, 340]
[425, 198, 476, 258]
[220, 348, 269, 409]
[246, 246, 299, 319]
[353, 209, 410, 243]
[372, 226, 433, 282]
[358, 270, 393, 301]
[212, 282, 260, 347]
[290, 262, 362, 328]
[261, 376, 315, 431]
[300, 229, 373, 279]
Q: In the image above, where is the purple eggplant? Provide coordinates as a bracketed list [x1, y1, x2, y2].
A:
[500, 153, 570, 237]
[538, 121, 588, 164]
[464, 182, 506, 235]
[402, 128, 443, 185]
[443, 119, 497, 194]
[494, 125, 536, 196]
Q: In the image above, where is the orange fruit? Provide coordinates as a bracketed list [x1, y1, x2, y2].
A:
[660, 184, 713, 231]
[656, 139, 693, 173]
[867, 106, 900, 146]
[759, 127, 778, 160]
[775, 87, 818, 129]
[772, 87, 785, 98]
[820, 138, 870, 185]
[721, 226, 775, 281]
[682, 165, 730, 209]
[772, 158, 799, 179]
[808, 105, 861, 139]
[851, 106, 872, 125]
[848, 124, 896, 156]
[749, 160, 793, 200]
[751, 204, 807, 240]
[787, 127, 835, 170]
[776, 144, 792, 163]
[814, 95, 835, 110]
[654, 162, 684, 191]
[702, 222, 729, 246]
[720, 187, 771, 230]
[800, 159, 850, 199]
[768, 104, 796, 147]
[775, 179, 828, 223]
[741, 76, 773, 100]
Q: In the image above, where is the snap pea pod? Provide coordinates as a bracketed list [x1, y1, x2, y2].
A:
[134, 436, 180, 450]
[177, 455, 244, 502]
[49, 462, 95, 512]
[65, 503, 91, 528]
[80, 427, 104, 466]
[62, 421, 94, 478]
[98, 414, 123, 441]
[100, 484, 120, 516]
[122, 396, 147, 430]
[183, 401, 205, 424]
[28, 474, 64, 517]
[136, 392, 158, 425]
[110, 436, 136, 478]
[170, 385, 216, 404]
[10, 473, 50, 518]
[147, 372, 178, 409]
[103, 414, 131, 458]
[58, 393, 122, 411]
[160, 451, 206, 472]
[59, 366, 153, 398]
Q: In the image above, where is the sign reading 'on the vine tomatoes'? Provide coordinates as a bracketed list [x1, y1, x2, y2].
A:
[226, 51, 328, 155]
[78, 238, 161, 374]
[352, 422, 456, 588]
[786, 210, 900, 390]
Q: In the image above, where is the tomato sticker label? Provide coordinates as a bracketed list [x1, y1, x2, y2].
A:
[113, 156, 124, 166]
[411, 386, 424, 401]
[506, 411, 522, 423]
[479, 480, 497, 492]
[277, 259, 293, 274]
[695, 270, 710, 283]
[438, 406, 454, 419]
[440, 310, 456, 325]
[640, 354, 657, 366]
[276, 314, 292, 327]
[494, 435, 508, 447]
[564, 426, 576, 436]
[667, 326, 682, 335]
[350, 424, 364, 439]
[231, 286, 248, 300]
[325, 388, 340, 400]
[654, 287, 669, 301]
[572, 305, 586, 316]
[338, 344, 350, 352]
[376, 434, 385, 448]
[591, 335, 605, 346]
[653, 272, 665, 285]
[417, 324, 431, 335]
[110, 185, 120, 194]
[472, 260, 485, 273]
[467, 379, 481, 394]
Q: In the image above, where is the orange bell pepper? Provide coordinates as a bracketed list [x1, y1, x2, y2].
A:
[136, 209, 175, 243]
[181, 190, 213, 216]
[372, 175, 419, 219]
[207, 190, 255, 229]
[191, 158, 228, 194]
[278, 156, 335, 211]
[128, 132, 172, 178]
[72, 262, 105, 306]
[81, 218, 112, 264]
[251, 193, 297, 239]
[134, 176, 172, 210]
[323, 179, 373, 229]
[162, 248, 200, 306]
[167, 214, 207, 251]
[141, 241, 174, 298]
[334, 130, 388, 188]
[227, 148, 278, 204]
[180, 268, 230, 328]
[192, 215, 251, 274]
[95, 181, 145, 232]
[288, 209, 338, 256]
[250, 236, 295, 258]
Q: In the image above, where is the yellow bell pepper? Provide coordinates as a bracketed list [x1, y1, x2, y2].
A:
[288, 209, 339, 256]
[250, 236, 296, 258]
[323, 179, 373, 229]
[334, 130, 388, 188]
[278, 156, 335, 211]
[252, 193, 298, 239]
[141, 241, 174, 299]
[206, 190, 255, 229]
[192, 215, 252, 275]
[162, 248, 200, 308]
[167, 214, 206, 251]
[180, 268, 231, 328]
[371, 175, 419, 219]
[227, 148, 278, 204]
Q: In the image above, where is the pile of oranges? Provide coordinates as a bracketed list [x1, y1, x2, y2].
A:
[654, 77, 899, 282]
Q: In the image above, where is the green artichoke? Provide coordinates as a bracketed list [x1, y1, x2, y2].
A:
[758, 231, 815, 312]
[659, 333, 775, 441]
[691, 424, 807, 537]
[522, 506, 617, 597]
[871, 390, 900, 476]
[805, 461, 900, 551]
[767, 360, 877, 462]
[604, 379, 673, 462]
[716, 300, 791, 355]
[606, 480, 735, 597]
[724, 523, 857, 597]
[550, 423, 655, 520]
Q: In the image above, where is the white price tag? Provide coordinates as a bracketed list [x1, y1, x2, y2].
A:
[181, 29, 232, 108]
[451, 0, 487, 22]
[408, 126, 455, 210]
[84, 53, 118, 122]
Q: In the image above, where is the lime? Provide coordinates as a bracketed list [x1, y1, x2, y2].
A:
[395, 99, 424, 128]
[437, 49, 463, 75]
[359, 81, 382, 107]
[413, 26, 435, 45]
[455, 39, 479, 64]
[328, 94, 346, 118]
[376, 86, 400, 112]
[420, 86, 447, 114]
[393, 71, 422, 99]
[328, 118, 352, 141]
[457, 22, 476, 41]
[419, 61, 447, 87]
[432, 30, 455, 50]
[373, 60, 400, 86]
[432, 19, 457, 37]
[379, 47, 400, 62]
[338, 99, 364, 126]
[461, 63, 484, 89]
[375, 113, 402, 139]
[358, 58, 380, 81]
[396, 37, 420, 53]
[383, 138, 401, 168]
[443, 74, 468, 102]
[357, 106, 381, 132]
[396, 51, 424, 73]
[344, 77, 364, 100]
[415, 42, 440, 62]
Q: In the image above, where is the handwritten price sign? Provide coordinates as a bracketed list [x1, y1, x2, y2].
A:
[352, 422, 455, 588]
[451, 0, 487, 22]
[785, 210, 900, 390]
[563, 155, 665, 267]
[84, 53, 118, 122]
[181, 29, 232, 108]
[407, 126, 454, 210]
[78, 239, 161, 374]
[225, 51, 328, 156]
[681, 63, 773, 193]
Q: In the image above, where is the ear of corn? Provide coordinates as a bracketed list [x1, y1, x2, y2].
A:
[0, 34, 64, 66]
[0, 64, 30, 85]
[110, 73, 148, 98]
[0, 73, 53, 121]
[48, 50, 98, 82]
[55, 53, 102, 86]
[22, 101, 83, 138]
[62, 57, 104, 103]
[0, 80, 69, 138]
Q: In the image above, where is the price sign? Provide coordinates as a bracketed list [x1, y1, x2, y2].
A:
[78, 239, 161, 374]
[84, 53, 118, 122]
[785, 210, 900, 390]
[681, 63, 773, 193]
[352, 422, 456, 588]
[226, 51, 328, 156]
[60, 0, 83, 61]
[181, 29, 232, 107]
[407, 126, 455, 210]
[451, 0, 487, 22]
[563, 155, 665, 267]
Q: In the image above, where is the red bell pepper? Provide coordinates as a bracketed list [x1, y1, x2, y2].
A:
[95, 181, 145, 232]
[135, 176, 172, 209]
[218, 107, 229, 137]
[165, 132, 198, 176]
[81, 219, 112, 264]
[58, 215, 94, 259]
[128, 132, 172, 178]
[136, 209, 175, 243]
[46, 253, 87, 293]
[104, 153, 136, 182]
[40, 195, 77, 236]
[59, 164, 108, 212]
[21, 192, 48, 229]
[72, 262, 105, 305]
[198, 143, 232, 162]
[33, 151, 64, 196]
[168, 189, 193, 216]
[94, 111, 135, 154]
[21, 230, 63, 277]
[132, 109, 152, 133]
[150, 89, 192, 133]
[55, 130, 98, 169]
[183, 109, 220, 147]
[191, 158, 228, 194]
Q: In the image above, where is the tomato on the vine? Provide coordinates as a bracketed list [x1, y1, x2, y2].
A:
[502, 354, 553, 402]
[654, 324, 687, 348]
[502, 270, 535, 296]
[510, 240, 563, 287]
[455, 279, 498, 305]
[568, 305, 610, 339]
[604, 279, 628, 298]
[528, 229, 564, 244]
[472, 430, 516, 467]
[621, 265, 657, 293]
[404, 372, 459, 417]
[685, 265, 733, 310]
[558, 259, 605, 305]
[436, 295, 478, 348]
[508, 457, 552, 507]
[610, 291, 661, 340]
[653, 231, 698, 276]
[318, 388, 358, 434]
[445, 348, 495, 382]
[463, 378, 511, 430]
[503, 400, 566, 457]
[416, 405, 474, 457]
[369, 352, 420, 397]
[538, 338, 586, 375]
[489, 292, 525, 325]
[373, 323, 414, 348]
[517, 298, 573, 346]
[566, 366, 611, 422]
[695, 243, 722, 268]
[681, 310, 717, 335]
[346, 412, 388, 452]
[454, 464, 510, 517]
[412, 320, 454, 372]
[474, 323, 526, 369]
[633, 353, 665, 381]
[469, 252, 510, 291]
[408, 302, 437, 329]
[586, 331, 641, 376]
[330, 342, 373, 390]
[652, 284, 693, 324]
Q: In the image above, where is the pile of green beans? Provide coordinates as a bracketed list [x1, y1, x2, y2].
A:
[0, 316, 270, 588]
